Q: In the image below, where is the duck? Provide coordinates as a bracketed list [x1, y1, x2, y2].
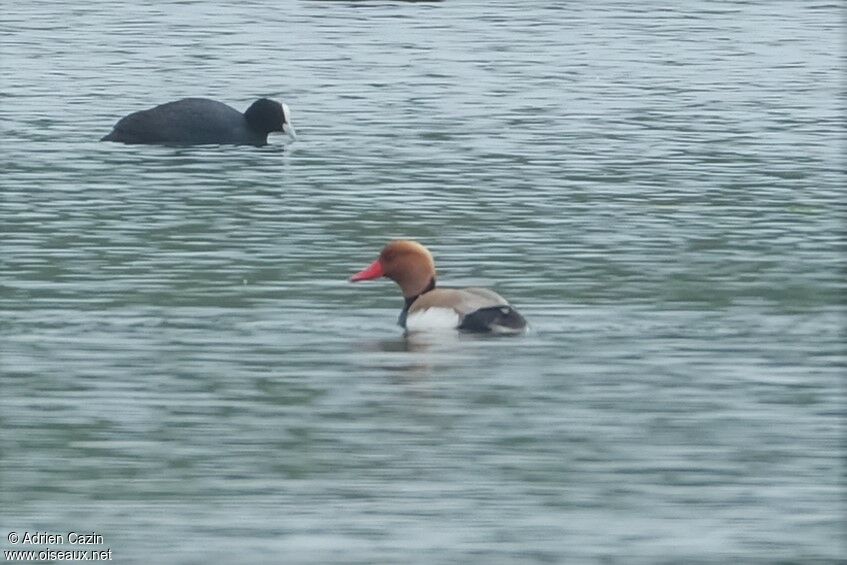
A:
[101, 97, 296, 146]
[350, 240, 527, 334]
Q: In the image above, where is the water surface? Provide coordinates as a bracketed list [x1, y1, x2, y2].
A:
[2, 1, 844, 563]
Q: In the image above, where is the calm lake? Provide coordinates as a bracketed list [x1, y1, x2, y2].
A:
[2, 1, 844, 563]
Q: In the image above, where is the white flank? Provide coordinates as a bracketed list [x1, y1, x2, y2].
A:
[405, 307, 460, 333]
[281, 102, 296, 139]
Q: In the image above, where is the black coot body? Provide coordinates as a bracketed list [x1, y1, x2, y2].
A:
[101, 98, 294, 146]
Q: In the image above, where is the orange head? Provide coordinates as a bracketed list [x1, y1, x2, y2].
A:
[350, 240, 437, 297]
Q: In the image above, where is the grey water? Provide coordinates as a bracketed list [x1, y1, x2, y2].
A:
[1, 1, 844, 563]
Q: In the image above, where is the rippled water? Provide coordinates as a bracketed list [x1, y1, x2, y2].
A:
[2, 1, 845, 563]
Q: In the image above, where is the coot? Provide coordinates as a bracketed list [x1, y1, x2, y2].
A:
[101, 97, 296, 146]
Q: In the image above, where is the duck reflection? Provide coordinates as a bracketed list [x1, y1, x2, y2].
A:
[351, 331, 500, 379]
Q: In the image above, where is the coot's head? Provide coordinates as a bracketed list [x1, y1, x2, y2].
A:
[245, 98, 296, 140]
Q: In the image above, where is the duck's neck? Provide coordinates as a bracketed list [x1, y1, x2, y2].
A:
[398, 277, 435, 327]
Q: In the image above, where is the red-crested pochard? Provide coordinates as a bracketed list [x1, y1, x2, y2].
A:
[350, 240, 527, 334]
